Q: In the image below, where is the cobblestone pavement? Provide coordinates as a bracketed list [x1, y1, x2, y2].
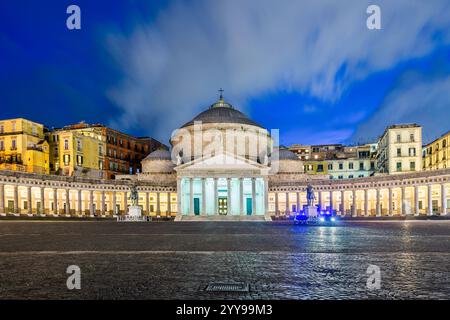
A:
[0, 221, 449, 299]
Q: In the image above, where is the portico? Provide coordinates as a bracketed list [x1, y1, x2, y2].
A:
[175, 152, 270, 219]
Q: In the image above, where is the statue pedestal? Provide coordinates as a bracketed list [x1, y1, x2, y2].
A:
[127, 206, 142, 217]
[117, 206, 150, 222]
[304, 206, 318, 218]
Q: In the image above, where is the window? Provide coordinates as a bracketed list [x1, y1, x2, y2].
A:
[99, 160, 103, 170]
[339, 163, 343, 170]
[0, 140, 4, 151]
[358, 151, 369, 158]
[409, 147, 416, 157]
[370, 161, 375, 170]
[99, 145, 103, 156]
[397, 148, 401, 157]
[410, 161, 416, 171]
[63, 154, 70, 165]
[76, 140, 82, 152]
[76, 155, 83, 166]
[0, 124, 3, 133]
[349, 162, 354, 170]
[410, 133, 415, 142]
[349, 175, 354, 179]
[396, 162, 402, 172]
[11, 139, 16, 150]
[328, 163, 333, 170]
[338, 175, 343, 180]
[396, 134, 401, 143]
[317, 164, 324, 172]
[11, 122, 16, 132]
[64, 139, 69, 150]
[443, 140, 447, 148]
[359, 162, 364, 170]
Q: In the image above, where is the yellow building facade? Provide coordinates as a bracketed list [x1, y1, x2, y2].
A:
[303, 161, 328, 175]
[48, 127, 106, 179]
[424, 130, 450, 170]
[0, 118, 49, 174]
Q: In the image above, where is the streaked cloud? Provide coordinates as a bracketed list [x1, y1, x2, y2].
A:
[353, 72, 450, 144]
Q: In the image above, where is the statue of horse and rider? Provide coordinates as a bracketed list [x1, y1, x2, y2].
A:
[129, 183, 139, 207]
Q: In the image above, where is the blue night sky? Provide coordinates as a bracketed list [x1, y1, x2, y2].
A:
[1, 0, 450, 146]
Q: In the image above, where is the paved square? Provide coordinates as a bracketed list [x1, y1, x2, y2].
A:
[0, 220, 449, 299]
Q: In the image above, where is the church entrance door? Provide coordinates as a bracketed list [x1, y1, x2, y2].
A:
[194, 198, 200, 215]
[246, 198, 252, 215]
[218, 197, 227, 215]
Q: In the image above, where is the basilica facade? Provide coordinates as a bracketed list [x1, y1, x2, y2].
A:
[0, 96, 449, 220]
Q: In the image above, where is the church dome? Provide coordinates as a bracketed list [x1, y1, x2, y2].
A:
[141, 148, 174, 173]
[180, 96, 264, 129]
[143, 148, 171, 161]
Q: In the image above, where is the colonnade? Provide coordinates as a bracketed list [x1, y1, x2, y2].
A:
[0, 182, 176, 217]
[270, 183, 449, 216]
[181, 177, 261, 215]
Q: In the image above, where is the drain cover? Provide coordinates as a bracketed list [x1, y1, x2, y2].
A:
[205, 282, 249, 292]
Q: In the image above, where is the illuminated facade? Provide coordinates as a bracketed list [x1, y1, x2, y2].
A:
[156, 95, 272, 220]
[423, 130, 450, 171]
[289, 143, 377, 179]
[0, 118, 49, 174]
[48, 123, 165, 179]
[376, 124, 422, 174]
[48, 127, 106, 179]
[327, 145, 377, 180]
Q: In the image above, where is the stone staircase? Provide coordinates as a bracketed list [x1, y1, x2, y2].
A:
[175, 215, 272, 222]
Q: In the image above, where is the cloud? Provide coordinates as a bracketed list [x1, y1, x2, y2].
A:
[106, 0, 450, 143]
[352, 73, 450, 144]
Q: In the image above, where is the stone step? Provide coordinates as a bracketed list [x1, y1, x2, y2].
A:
[175, 215, 271, 222]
